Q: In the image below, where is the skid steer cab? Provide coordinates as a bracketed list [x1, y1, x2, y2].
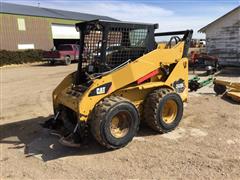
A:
[43, 19, 193, 149]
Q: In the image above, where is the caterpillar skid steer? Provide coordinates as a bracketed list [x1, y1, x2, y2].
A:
[43, 20, 193, 149]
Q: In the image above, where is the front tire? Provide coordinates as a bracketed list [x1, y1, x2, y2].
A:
[49, 60, 55, 65]
[64, 56, 71, 65]
[90, 96, 140, 149]
[144, 88, 183, 133]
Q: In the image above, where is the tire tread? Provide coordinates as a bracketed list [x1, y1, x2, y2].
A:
[144, 88, 179, 133]
[90, 96, 139, 149]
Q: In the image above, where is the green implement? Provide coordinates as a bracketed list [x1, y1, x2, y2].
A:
[189, 76, 213, 91]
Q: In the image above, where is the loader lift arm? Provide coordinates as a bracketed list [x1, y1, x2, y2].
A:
[154, 30, 193, 58]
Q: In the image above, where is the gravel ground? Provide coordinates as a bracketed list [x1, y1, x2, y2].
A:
[1, 63, 240, 179]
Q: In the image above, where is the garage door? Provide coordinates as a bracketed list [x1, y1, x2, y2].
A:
[51, 24, 80, 39]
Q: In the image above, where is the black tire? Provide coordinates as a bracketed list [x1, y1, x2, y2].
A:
[64, 56, 71, 65]
[214, 84, 226, 95]
[206, 69, 213, 75]
[90, 96, 140, 149]
[144, 88, 183, 133]
[49, 60, 55, 65]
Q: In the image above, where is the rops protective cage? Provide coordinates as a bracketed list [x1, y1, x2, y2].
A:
[75, 20, 158, 76]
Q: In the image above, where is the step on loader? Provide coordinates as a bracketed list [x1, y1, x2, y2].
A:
[43, 20, 193, 149]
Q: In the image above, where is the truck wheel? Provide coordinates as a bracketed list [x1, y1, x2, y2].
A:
[144, 88, 183, 133]
[214, 84, 226, 95]
[90, 96, 140, 149]
[64, 56, 71, 65]
[49, 60, 55, 65]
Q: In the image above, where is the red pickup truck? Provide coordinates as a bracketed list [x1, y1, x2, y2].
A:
[43, 44, 79, 65]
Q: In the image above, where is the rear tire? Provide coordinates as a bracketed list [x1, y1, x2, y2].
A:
[90, 96, 140, 149]
[144, 88, 183, 133]
[64, 56, 71, 65]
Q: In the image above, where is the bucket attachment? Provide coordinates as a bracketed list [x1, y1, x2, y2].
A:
[41, 111, 88, 148]
[41, 111, 63, 130]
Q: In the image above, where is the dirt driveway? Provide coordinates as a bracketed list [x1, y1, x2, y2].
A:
[1, 63, 240, 179]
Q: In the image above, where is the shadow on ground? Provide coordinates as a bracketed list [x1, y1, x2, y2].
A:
[221, 94, 240, 105]
[31, 61, 78, 67]
[31, 62, 65, 67]
[0, 116, 157, 162]
[0, 116, 106, 161]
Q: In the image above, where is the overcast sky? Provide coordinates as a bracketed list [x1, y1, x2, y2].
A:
[1, 0, 239, 38]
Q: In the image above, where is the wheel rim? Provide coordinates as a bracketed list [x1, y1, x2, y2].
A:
[110, 111, 130, 138]
[162, 99, 178, 124]
[65, 57, 71, 64]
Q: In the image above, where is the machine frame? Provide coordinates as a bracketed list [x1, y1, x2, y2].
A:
[46, 19, 193, 149]
[52, 23, 193, 121]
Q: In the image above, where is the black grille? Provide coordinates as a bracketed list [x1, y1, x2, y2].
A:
[106, 28, 148, 68]
[82, 24, 103, 70]
[79, 21, 153, 74]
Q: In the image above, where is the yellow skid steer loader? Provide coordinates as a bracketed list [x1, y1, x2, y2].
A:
[43, 20, 193, 149]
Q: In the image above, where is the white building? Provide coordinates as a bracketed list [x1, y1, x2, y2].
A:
[199, 6, 240, 66]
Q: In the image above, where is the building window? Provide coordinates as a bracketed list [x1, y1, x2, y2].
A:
[18, 44, 34, 50]
[17, 18, 26, 31]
